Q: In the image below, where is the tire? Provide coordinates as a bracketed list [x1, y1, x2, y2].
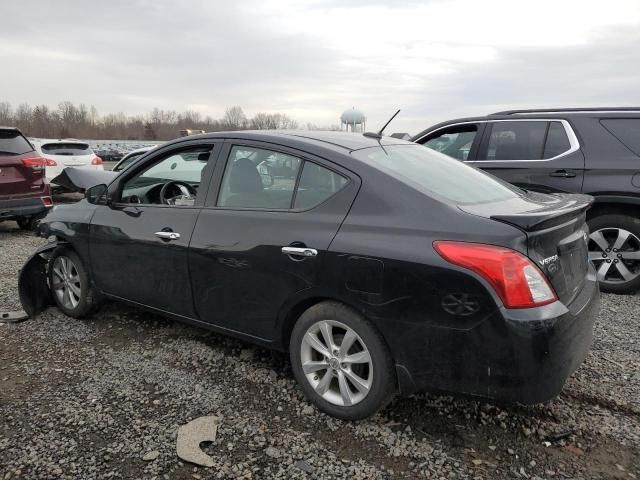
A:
[588, 214, 640, 294]
[48, 247, 99, 318]
[16, 216, 36, 231]
[289, 301, 396, 420]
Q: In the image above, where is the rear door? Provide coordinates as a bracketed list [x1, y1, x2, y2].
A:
[0, 129, 45, 199]
[189, 141, 359, 341]
[471, 120, 585, 193]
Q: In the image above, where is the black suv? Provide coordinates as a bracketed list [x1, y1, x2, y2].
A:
[412, 108, 640, 294]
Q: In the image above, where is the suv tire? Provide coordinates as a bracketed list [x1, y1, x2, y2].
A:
[48, 247, 99, 318]
[588, 214, 640, 294]
[290, 301, 396, 420]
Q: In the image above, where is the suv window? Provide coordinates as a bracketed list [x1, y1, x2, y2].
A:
[354, 144, 521, 204]
[0, 130, 34, 155]
[41, 143, 93, 156]
[600, 118, 640, 156]
[480, 121, 547, 160]
[121, 146, 212, 205]
[543, 121, 571, 158]
[422, 125, 478, 160]
[294, 162, 348, 209]
[218, 146, 302, 209]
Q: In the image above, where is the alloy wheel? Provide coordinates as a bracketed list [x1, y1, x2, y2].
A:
[589, 228, 640, 284]
[300, 320, 373, 407]
[51, 256, 82, 310]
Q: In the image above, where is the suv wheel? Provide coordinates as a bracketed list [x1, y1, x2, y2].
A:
[48, 247, 99, 318]
[588, 214, 640, 294]
[289, 301, 396, 420]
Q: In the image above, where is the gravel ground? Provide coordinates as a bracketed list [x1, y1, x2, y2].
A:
[1, 220, 639, 479]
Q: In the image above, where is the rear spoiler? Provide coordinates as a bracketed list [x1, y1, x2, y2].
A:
[52, 167, 117, 193]
[490, 195, 594, 231]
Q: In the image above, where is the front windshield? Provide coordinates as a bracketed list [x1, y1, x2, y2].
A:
[354, 144, 522, 204]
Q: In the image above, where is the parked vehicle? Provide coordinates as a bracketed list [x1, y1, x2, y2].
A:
[19, 131, 599, 420]
[0, 127, 53, 230]
[112, 146, 156, 172]
[34, 139, 104, 185]
[413, 108, 640, 294]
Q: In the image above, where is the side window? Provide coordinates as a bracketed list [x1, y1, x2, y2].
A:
[543, 121, 571, 158]
[294, 162, 348, 209]
[218, 145, 302, 209]
[600, 118, 640, 156]
[480, 121, 547, 160]
[422, 125, 478, 160]
[120, 146, 212, 205]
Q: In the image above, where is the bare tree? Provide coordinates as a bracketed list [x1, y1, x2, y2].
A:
[222, 106, 247, 130]
[0, 101, 301, 140]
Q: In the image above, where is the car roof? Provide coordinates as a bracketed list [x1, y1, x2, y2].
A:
[186, 130, 412, 153]
[411, 108, 640, 141]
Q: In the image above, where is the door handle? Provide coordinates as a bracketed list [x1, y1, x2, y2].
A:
[155, 231, 181, 241]
[281, 246, 318, 257]
[550, 170, 576, 178]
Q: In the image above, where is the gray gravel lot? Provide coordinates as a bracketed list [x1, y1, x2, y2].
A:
[1, 220, 639, 479]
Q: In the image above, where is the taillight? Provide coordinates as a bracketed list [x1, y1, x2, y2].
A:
[22, 157, 46, 169]
[45, 158, 57, 166]
[42, 196, 53, 207]
[433, 241, 557, 309]
[91, 156, 103, 165]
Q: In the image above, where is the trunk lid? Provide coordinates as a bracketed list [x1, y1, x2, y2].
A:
[0, 129, 45, 199]
[460, 191, 593, 304]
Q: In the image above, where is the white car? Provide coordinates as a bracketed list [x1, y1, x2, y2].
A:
[34, 139, 104, 184]
[112, 146, 156, 172]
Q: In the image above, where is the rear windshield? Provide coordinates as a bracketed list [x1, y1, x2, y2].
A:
[41, 143, 93, 156]
[0, 130, 34, 155]
[354, 144, 521, 204]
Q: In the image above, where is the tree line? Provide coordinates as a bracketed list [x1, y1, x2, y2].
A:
[0, 101, 337, 140]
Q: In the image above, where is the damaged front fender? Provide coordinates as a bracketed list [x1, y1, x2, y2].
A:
[18, 242, 65, 317]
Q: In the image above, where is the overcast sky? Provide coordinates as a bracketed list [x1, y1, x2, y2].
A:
[2, 0, 640, 134]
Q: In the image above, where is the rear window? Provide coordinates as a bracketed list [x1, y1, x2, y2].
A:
[0, 130, 34, 155]
[41, 143, 93, 156]
[600, 119, 640, 156]
[354, 144, 521, 204]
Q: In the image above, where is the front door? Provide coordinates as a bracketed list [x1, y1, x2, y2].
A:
[89, 142, 218, 316]
[189, 142, 358, 341]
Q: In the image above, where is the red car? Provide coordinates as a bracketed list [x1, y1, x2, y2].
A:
[0, 127, 53, 230]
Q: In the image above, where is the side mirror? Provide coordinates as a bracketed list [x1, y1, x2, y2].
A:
[85, 184, 109, 205]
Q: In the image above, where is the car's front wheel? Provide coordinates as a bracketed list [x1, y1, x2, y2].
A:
[289, 301, 396, 420]
[49, 247, 99, 318]
[588, 214, 640, 294]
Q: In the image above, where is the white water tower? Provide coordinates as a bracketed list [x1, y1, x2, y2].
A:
[340, 107, 366, 132]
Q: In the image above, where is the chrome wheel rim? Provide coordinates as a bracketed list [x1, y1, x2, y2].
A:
[589, 228, 640, 284]
[300, 320, 373, 407]
[51, 256, 82, 310]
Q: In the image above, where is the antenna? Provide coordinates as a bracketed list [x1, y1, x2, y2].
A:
[363, 109, 401, 139]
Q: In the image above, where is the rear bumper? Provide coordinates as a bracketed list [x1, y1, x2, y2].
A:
[0, 196, 48, 219]
[398, 266, 600, 404]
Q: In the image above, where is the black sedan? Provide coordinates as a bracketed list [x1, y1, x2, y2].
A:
[19, 131, 599, 420]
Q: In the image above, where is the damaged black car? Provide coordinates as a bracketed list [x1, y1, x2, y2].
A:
[19, 131, 600, 420]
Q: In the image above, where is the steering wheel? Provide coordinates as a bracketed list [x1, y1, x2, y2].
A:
[159, 180, 197, 205]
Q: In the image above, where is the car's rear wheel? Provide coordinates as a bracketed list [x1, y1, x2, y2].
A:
[16, 216, 36, 231]
[588, 214, 640, 294]
[48, 247, 99, 318]
[289, 301, 396, 420]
